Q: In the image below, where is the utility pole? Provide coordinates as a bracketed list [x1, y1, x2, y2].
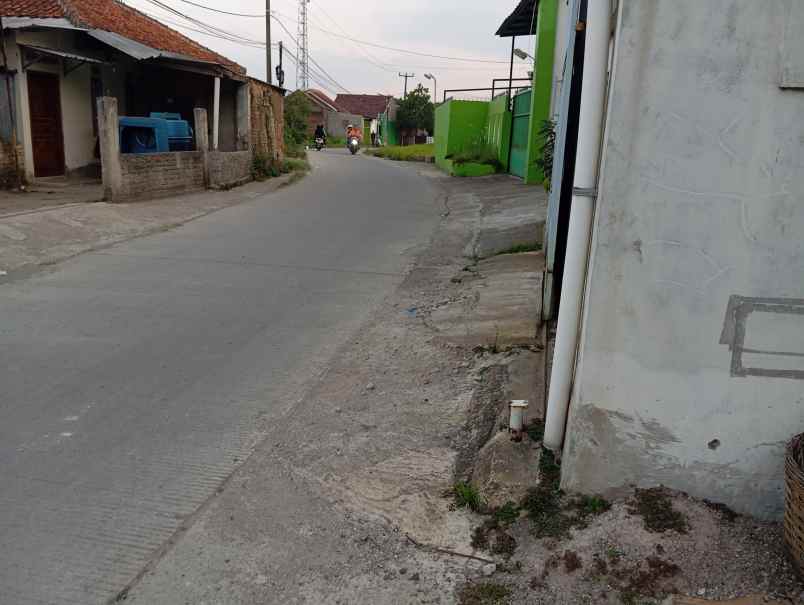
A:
[265, 0, 271, 84]
[399, 72, 414, 97]
[297, 0, 310, 90]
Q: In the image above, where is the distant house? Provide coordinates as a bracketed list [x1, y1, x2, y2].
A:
[0, 0, 275, 187]
[303, 89, 361, 140]
[335, 94, 396, 146]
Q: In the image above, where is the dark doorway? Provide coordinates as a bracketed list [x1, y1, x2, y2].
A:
[27, 72, 65, 177]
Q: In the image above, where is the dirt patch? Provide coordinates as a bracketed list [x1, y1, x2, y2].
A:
[629, 487, 689, 534]
[458, 581, 512, 605]
[562, 550, 582, 573]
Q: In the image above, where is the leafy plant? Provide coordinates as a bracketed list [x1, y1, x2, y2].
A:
[397, 84, 435, 133]
[283, 90, 312, 148]
[534, 119, 556, 190]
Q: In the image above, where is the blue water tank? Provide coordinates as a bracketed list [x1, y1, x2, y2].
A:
[119, 117, 170, 154]
[149, 112, 194, 151]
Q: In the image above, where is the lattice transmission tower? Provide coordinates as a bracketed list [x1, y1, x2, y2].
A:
[296, 0, 310, 90]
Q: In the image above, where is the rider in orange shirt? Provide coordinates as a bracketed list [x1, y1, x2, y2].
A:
[346, 124, 363, 141]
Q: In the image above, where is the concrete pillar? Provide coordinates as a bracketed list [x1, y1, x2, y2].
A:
[236, 82, 251, 151]
[97, 96, 122, 201]
[194, 107, 210, 187]
[212, 76, 220, 151]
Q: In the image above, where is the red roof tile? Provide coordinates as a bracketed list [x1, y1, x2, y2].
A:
[335, 94, 393, 118]
[3, 0, 63, 18]
[2, 0, 245, 74]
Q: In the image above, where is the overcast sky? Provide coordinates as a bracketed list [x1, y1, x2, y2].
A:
[123, 0, 535, 101]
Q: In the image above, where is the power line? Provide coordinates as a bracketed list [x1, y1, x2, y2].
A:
[144, 0, 509, 65]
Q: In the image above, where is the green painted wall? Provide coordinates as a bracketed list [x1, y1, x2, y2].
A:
[363, 118, 371, 145]
[523, 0, 558, 185]
[486, 94, 512, 169]
[380, 113, 399, 146]
[434, 100, 490, 172]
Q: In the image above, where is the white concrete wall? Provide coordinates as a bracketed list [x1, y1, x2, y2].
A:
[562, 0, 804, 519]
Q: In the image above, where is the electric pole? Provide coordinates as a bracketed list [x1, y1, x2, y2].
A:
[265, 0, 271, 84]
[297, 0, 310, 90]
[276, 41, 285, 88]
[399, 72, 414, 97]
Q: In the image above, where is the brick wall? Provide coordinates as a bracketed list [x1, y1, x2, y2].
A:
[0, 141, 22, 188]
[118, 152, 205, 201]
[250, 79, 284, 164]
[208, 150, 251, 188]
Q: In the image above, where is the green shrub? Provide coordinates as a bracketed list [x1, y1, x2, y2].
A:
[251, 153, 280, 180]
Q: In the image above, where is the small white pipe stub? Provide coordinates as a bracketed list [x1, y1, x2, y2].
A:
[509, 400, 529, 441]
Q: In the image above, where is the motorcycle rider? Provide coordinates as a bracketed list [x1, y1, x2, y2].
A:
[314, 124, 326, 145]
[346, 124, 362, 142]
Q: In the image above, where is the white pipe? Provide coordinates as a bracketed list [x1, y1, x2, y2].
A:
[212, 76, 220, 151]
[543, 0, 612, 452]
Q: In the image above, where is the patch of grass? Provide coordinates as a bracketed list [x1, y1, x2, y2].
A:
[365, 143, 435, 162]
[522, 450, 610, 539]
[575, 494, 611, 516]
[496, 242, 542, 255]
[525, 420, 544, 443]
[285, 143, 308, 159]
[282, 157, 310, 173]
[453, 482, 484, 512]
[629, 487, 688, 534]
[449, 138, 503, 171]
[493, 502, 520, 525]
[457, 582, 511, 605]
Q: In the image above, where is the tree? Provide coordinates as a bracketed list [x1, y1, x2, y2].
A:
[396, 84, 434, 134]
[284, 90, 312, 147]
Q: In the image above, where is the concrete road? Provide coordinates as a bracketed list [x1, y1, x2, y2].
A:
[0, 149, 440, 605]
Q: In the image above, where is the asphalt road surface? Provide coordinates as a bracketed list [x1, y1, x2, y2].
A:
[0, 149, 440, 604]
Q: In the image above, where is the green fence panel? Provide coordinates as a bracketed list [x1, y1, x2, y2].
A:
[486, 94, 512, 169]
[434, 100, 489, 173]
[510, 89, 532, 179]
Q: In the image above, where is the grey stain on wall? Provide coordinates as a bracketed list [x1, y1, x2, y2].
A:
[720, 295, 804, 379]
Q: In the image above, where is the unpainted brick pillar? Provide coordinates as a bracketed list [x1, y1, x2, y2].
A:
[97, 97, 122, 201]
[194, 107, 210, 188]
[236, 83, 251, 152]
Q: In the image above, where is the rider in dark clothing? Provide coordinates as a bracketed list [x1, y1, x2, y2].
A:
[314, 124, 326, 144]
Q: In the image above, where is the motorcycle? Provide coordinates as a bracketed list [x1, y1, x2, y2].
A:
[314, 137, 325, 151]
[347, 136, 360, 155]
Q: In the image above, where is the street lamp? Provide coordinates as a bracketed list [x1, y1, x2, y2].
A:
[513, 48, 534, 61]
[424, 73, 437, 103]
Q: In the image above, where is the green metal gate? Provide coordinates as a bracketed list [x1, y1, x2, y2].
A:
[509, 89, 531, 179]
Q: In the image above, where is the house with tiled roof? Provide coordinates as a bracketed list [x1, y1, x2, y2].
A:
[334, 94, 398, 146]
[301, 89, 362, 141]
[0, 0, 279, 188]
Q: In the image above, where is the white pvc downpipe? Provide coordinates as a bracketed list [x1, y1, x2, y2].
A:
[543, 0, 612, 452]
[212, 76, 221, 151]
[550, 0, 571, 115]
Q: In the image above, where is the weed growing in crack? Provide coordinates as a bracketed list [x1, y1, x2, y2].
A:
[453, 482, 484, 512]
